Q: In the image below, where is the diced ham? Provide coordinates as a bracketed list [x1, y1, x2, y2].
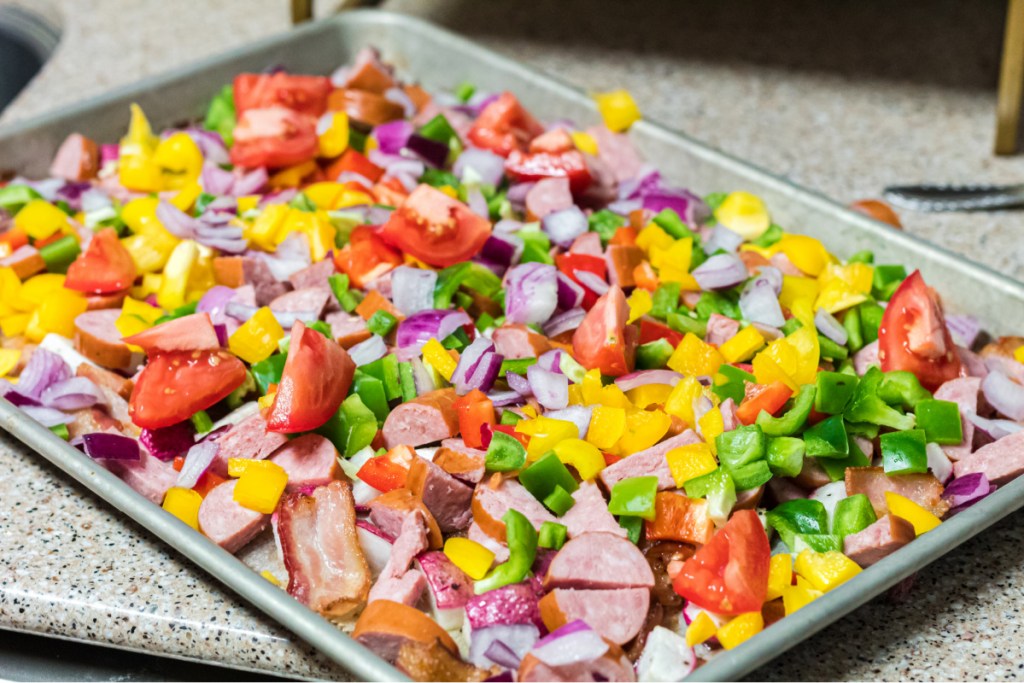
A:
[0, 245, 44, 279]
[74, 309, 137, 372]
[288, 258, 336, 292]
[525, 177, 572, 219]
[76, 362, 133, 400]
[268, 433, 340, 492]
[845, 467, 949, 518]
[539, 587, 650, 645]
[105, 450, 178, 505]
[382, 388, 459, 449]
[599, 429, 702, 491]
[244, 257, 291, 306]
[843, 514, 916, 567]
[570, 231, 603, 256]
[269, 287, 330, 318]
[561, 482, 625, 539]
[545, 532, 655, 590]
[197, 479, 269, 553]
[953, 430, 1024, 485]
[407, 456, 473, 532]
[933, 376, 980, 460]
[472, 476, 557, 542]
[705, 314, 740, 347]
[367, 510, 429, 606]
[367, 488, 444, 549]
[853, 340, 880, 375]
[720, 397, 739, 432]
[588, 126, 643, 183]
[325, 310, 371, 348]
[491, 323, 552, 360]
[433, 440, 486, 484]
[606, 245, 643, 288]
[49, 133, 100, 180]
[209, 414, 289, 477]
[274, 480, 370, 617]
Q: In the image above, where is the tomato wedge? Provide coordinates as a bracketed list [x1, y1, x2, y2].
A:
[878, 270, 961, 391]
[379, 184, 492, 268]
[672, 509, 770, 615]
[230, 107, 318, 169]
[571, 285, 637, 377]
[638, 318, 684, 348]
[325, 148, 385, 184]
[334, 226, 402, 288]
[64, 227, 136, 295]
[504, 149, 592, 194]
[233, 72, 332, 118]
[266, 321, 356, 433]
[466, 92, 545, 158]
[129, 350, 246, 430]
[123, 313, 220, 355]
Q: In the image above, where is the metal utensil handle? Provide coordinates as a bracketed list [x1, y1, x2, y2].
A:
[884, 183, 1024, 212]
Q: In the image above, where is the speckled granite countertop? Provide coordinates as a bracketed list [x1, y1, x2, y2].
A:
[2, 0, 1024, 679]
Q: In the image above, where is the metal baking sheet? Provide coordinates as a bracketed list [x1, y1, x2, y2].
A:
[2, 9, 1023, 682]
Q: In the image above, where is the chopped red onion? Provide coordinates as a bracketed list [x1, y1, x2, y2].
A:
[80, 188, 113, 213]
[201, 162, 235, 195]
[964, 409, 1024, 440]
[531, 620, 608, 667]
[470, 625, 540, 669]
[100, 144, 119, 165]
[543, 307, 586, 338]
[814, 308, 848, 346]
[453, 336, 496, 394]
[527, 365, 568, 410]
[755, 265, 783, 295]
[140, 421, 195, 461]
[544, 405, 593, 438]
[175, 441, 220, 489]
[21, 405, 74, 427]
[335, 171, 375, 189]
[945, 313, 981, 348]
[184, 127, 230, 165]
[467, 352, 503, 394]
[385, 158, 426, 180]
[981, 370, 1024, 421]
[41, 377, 102, 411]
[739, 276, 785, 328]
[455, 147, 506, 187]
[349, 335, 388, 367]
[494, 218, 524, 234]
[232, 168, 268, 196]
[752, 322, 785, 341]
[4, 389, 40, 407]
[467, 188, 490, 218]
[405, 134, 449, 168]
[983, 354, 1024, 384]
[373, 120, 414, 155]
[606, 198, 642, 215]
[197, 286, 237, 325]
[941, 472, 993, 513]
[925, 443, 953, 484]
[411, 357, 438, 395]
[617, 164, 660, 200]
[541, 206, 587, 248]
[692, 253, 748, 291]
[556, 273, 585, 310]
[614, 370, 683, 392]
[506, 371, 532, 397]
[82, 432, 141, 461]
[704, 225, 744, 254]
[391, 266, 438, 316]
[17, 347, 71, 400]
[504, 263, 558, 325]
[395, 309, 473, 361]
[213, 323, 228, 347]
[537, 349, 564, 373]
[482, 233, 523, 267]
[506, 182, 536, 212]
[487, 390, 523, 407]
[574, 269, 610, 297]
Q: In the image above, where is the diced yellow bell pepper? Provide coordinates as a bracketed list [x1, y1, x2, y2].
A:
[778, 275, 819, 312]
[247, 204, 290, 251]
[617, 408, 670, 455]
[775, 234, 831, 277]
[666, 442, 718, 488]
[553, 438, 605, 481]
[258, 391, 276, 410]
[586, 405, 626, 450]
[229, 306, 285, 364]
[261, 570, 282, 586]
[303, 182, 345, 210]
[0, 349, 20, 377]
[685, 610, 718, 647]
[794, 550, 862, 593]
[599, 383, 633, 409]
[667, 333, 725, 377]
[19, 273, 66, 306]
[752, 326, 818, 391]
[269, 160, 318, 189]
[627, 288, 652, 323]
[15, 200, 69, 240]
[422, 338, 457, 381]
[782, 582, 822, 615]
[714, 192, 770, 240]
[766, 553, 793, 601]
[122, 296, 164, 325]
[153, 132, 203, 190]
[318, 111, 351, 158]
[884, 491, 942, 535]
[238, 195, 260, 214]
[717, 612, 764, 650]
[115, 313, 151, 342]
[119, 155, 164, 193]
[698, 406, 725, 453]
[516, 417, 579, 460]
[594, 89, 641, 132]
[120, 103, 159, 156]
[819, 262, 873, 294]
[635, 223, 674, 254]
[571, 130, 598, 155]
[157, 239, 199, 310]
[334, 188, 375, 209]
[233, 460, 289, 514]
[815, 279, 868, 314]
[306, 212, 337, 262]
[1015, 344, 1024, 366]
[162, 487, 203, 529]
[580, 368, 604, 406]
[567, 384, 583, 406]
[444, 537, 495, 580]
[718, 325, 765, 363]
[664, 375, 706, 427]
[650, 238, 692, 274]
[29, 288, 87, 342]
[0, 314, 30, 337]
[171, 180, 203, 212]
[132, 273, 163, 301]
[626, 383, 672, 408]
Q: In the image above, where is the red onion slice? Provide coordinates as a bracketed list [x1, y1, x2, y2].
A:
[614, 369, 683, 392]
[82, 432, 141, 461]
[506, 371, 532, 397]
[942, 472, 993, 512]
[527, 364, 568, 410]
[395, 309, 473, 361]
[703, 225, 744, 254]
[964, 409, 1024, 440]
[470, 624, 541, 669]
[175, 441, 219, 489]
[349, 335, 388, 367]
[504, 263, 558, 325]
[739, 276, 785, 328]
[391, 266, 438, 316]
[372, 120, 414, 155]
[542, 206, 588, 248]
[543, 307, 586, 338]
[692, 253, 748, 291]
[467, 352, 503, 394]
[41, 377, 102, 411]
[981, 370, 1024, 421]
[140, 421, 195, 461]
[21, 405, 74, 427]
[453, 336, 496, 394]
[814, 307, 848, 346]
[531, 620, 609, 667]
[574, 269, 610, 297]
[17, 347, 71, 400]
[455, 147, 506, 188]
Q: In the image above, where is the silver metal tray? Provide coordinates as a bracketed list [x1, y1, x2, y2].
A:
[2, 9, 1023, 682]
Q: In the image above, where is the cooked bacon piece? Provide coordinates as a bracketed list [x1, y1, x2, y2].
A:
[274, 480, 370, 617]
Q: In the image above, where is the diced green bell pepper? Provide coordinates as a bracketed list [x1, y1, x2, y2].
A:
[803, 414, 849, 458]
[914, 399, 963, 444]
[398, 361, 417, 402]
[499, 409, 522, 426]
[434, 262, 470, 309]
[618, 515, 643, 544]
[716, 424, 766, 470]
[844, 367, 916, 431]
[49, 423, 70, 440]
[793, 533, 843, 553]
[500, 357, 536, 376]
[543, 485, 576, 515]
[519, 451, 579, 502]
[766, 436, 805, 478]
[666, 311, 708, 338]
[832, 493, 877, 537]
[817, 335, 849, 361]
[652, 208, 698, 242]
[190, 410, 214, 434]
[360, 353, 401, 401]
[317, 394, 378, 457]
[486, 431, 527, 472]
[847, 249, 874, 264]
[880, 428, 928, 475]
[650, 282, 681, 320]
[518, 226, 553, 265]
[728, 459, 773, 491]
[636, 339, 674, 369]
[352, 371, 389, 425]
[843, 306, 864, 353]
[0, 184, 42, 213]
[767, 499, 828, 549]
[696, 291, 741, 321]
[859, 302, 885, 343]
[878, 370, 933, 410]
[419, 113, 460, 149]
[588, 209, 626, 245]
[815, 371, 858, 415]
[756, 384, 816, 436]
[38, 235, 80, 274]
[751, 223, 783, 248]
[871, 264, 907, 301]
[367, 310, 397, 337]
[538, 521, 568, 550]
[608, 476, 659, 520]
[817, 435, 872, 482]
[203, 84, 236, 146]
[475, 509, 537, 594]
[712, 364, 757, 404]
[251, 353, 287, 394]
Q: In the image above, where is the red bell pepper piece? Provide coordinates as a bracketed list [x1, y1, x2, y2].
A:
[454, 389, 496, 450]
[735, 381, 793, 426]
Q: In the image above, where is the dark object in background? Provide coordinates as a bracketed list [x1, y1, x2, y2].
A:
[0, 4, 60, 113]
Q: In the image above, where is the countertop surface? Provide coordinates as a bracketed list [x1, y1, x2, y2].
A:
[2, 0, 1024, 679]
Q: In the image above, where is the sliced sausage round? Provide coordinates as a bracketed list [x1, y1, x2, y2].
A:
[269, 433, 341, 492]
[471, 477, 556, 542]
[382, 388, 460, 449]
[74, 309, 134, 371]
[545, 532, 655, 590]
[539, 587, 650, 645]
[198, 479, 269, 553]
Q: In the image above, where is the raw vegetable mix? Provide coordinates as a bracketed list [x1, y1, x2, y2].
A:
[0, 47, 1017, 682]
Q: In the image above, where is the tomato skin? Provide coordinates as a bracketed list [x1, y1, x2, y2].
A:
[505, 149, 592, 194]
[735, 381, 793, 425]
[129, 350, 247, 430]
[672, 509, 770, 615]
[571, 285, 637, 377]
[325, 148, 384, 184]
[233, 73, 332, 118]
[64, 228, 136, 295]
[357, 452, 409, 492]
[266, 321, 356, 434]
[529, 128, 575, 154]
[638, 318, 683, 348]
[333, 226, 402, 288]
[878, 270, 961, 391]
[556, 252, 607, 310]
[123, 312, 220, 355]
[467, 92, 545, 158]
[230, 107, 318, 169]
[379, 184, 493, 268]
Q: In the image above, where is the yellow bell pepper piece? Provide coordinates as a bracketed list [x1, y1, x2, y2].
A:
[162, 487, 203, 529]
[635, 223, 674, 254]
[258, 391, 276, 410]
[819, 263, 873, 294]
[517, 417, 579, 460]
[269, 160, 317, 189]
[667, 333, 725, 377]
[170, 180, 203, 212]
[29, 288, 87, 342]
[122, 296, 164, 325]
[553, 438, 605, 481]
[586, 405, 626, 450]
[233, 460, 289, 514]
[567, 384, 583, 406]
[570, 130, 598, 155]
[157, 239, 199, 310]
[778, 275, 819, 312]
[261, 570, 282, 586]
[685, 611, 718, 647]
[115, 312, 151, 343]
[121, 197, 159, 233]
[714, 192, 770, 240]
[627, 288, 652, 323]
[782, 582, 822, 615]
[579, 368, 604, 406]
[815, 279, 868, 314]
[117, 104, 163, 192]
[666, 442, 717, 488]
[664, 375, 706, 427]
[766, 553, 793, 601]
[317, 111, 350, 158]
[238, 195, 260, 214]
[884, 491, 941, 535]
[626, 383, 672, 408]
[229, 306, 285, 364]
[153, 132, 203, 190]
[617, 408, 671, 455]
[303, 182, 345, 210]
[334, 188, 375, 209]
[599, 383, 633, 409]
[752, 326, 818, 391]
[0, 349, 21, 377]
[132, 273, 163, 301]
[1, 314, 30, 337]
[15, 200, 69, 241]
[19, 273, 66, 306]
[120, 103, 159, 156]
[718, 325, 765, 363]
[444, 537, 495, 580]
[794, 549, 862, 593]
[1014, 343, 1024, 366]
[650, 237, 692, 273]
[594, 89, 641, 132]
[776, 234, 831, 277]
[698, 406, 725, 453]
[717, 612, 764, 650]
[306, 212, 337, 262]
[422, 338, 457, 381]
[247, 204, 290, 251]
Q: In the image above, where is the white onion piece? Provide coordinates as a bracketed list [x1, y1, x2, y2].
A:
[814, 308, 848, 346]
[175, 441, 220, 490]
[692, 253, 748, 290]
[926, 443, 953, 484]
[531, 623, 608, 667]
[981, 370, 1024, 421]
[739, 277, 785, 328]
[391, 266, 437, 316]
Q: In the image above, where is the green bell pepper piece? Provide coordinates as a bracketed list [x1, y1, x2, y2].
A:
[727, 459, 773, 491]
[803, 414, 849, 458]
[38, 235, 81, 274]
[538, 521, 568, 550]
[543, 485, 576, 516]
[815, 371, 858, 415]
[203, 84, 236, 146]
[607, 476, 659, 520]
[398, 361, 417, 402]
[519, 451, 579, 502]
[845, 367, 916, 431]
[843, 306, 864, 353]
[190, 410, 214, 434]
[462, 262, 504, 299]
[650, 282, 681, 320]
[880, 428, 928, 475]
[871, 264, 907, 300]
[419, 113, 460, 148]
[716, 424, 766, 470]
[636, 339, 674, 369]
[618, 515, 643, 544]
[0, 184, 42, 213]
[251, 353, 287, 395]
[486, 431, 527, 472]
[817, 335, 849, 361]
[588, 209, 627, 245]
[859, 302, 885, 344]
[352, 371, 389, 425]
[49, 423, 70, 440]
[751, 223, 783, 248]
[793, 533, 843, 553]
[817, 435, 872, 482]
[366, 310, 397, 337]
[518, 226, 554, 265]
[667, 311, 708, 338]
[225, 370, 255, 409]
[441, 326, 471, 350]
[845, 421, 880, 440]
[361, 354, 401, 401]
[475, 509, 538, 594]
[500, 357, 536, 376]
[766, 436, 805, 478]
[316, 394, 377, 457]
[712, 364, 757, 404]
[914, 399, 963, 445]
[847, 250, 874, 264]
[832, 493, 877, 537]
[652, 208, 698, 242]
[684, 467, 736, 524]
[455, 82, 476, 102]
[434, 262, 470, 309]
[878, 370, 933, 410]
[767, 499, 828, 549]
[499, 409, 522, 426]
[696, 291, 741, 321]
[756, 384, 816, 436]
